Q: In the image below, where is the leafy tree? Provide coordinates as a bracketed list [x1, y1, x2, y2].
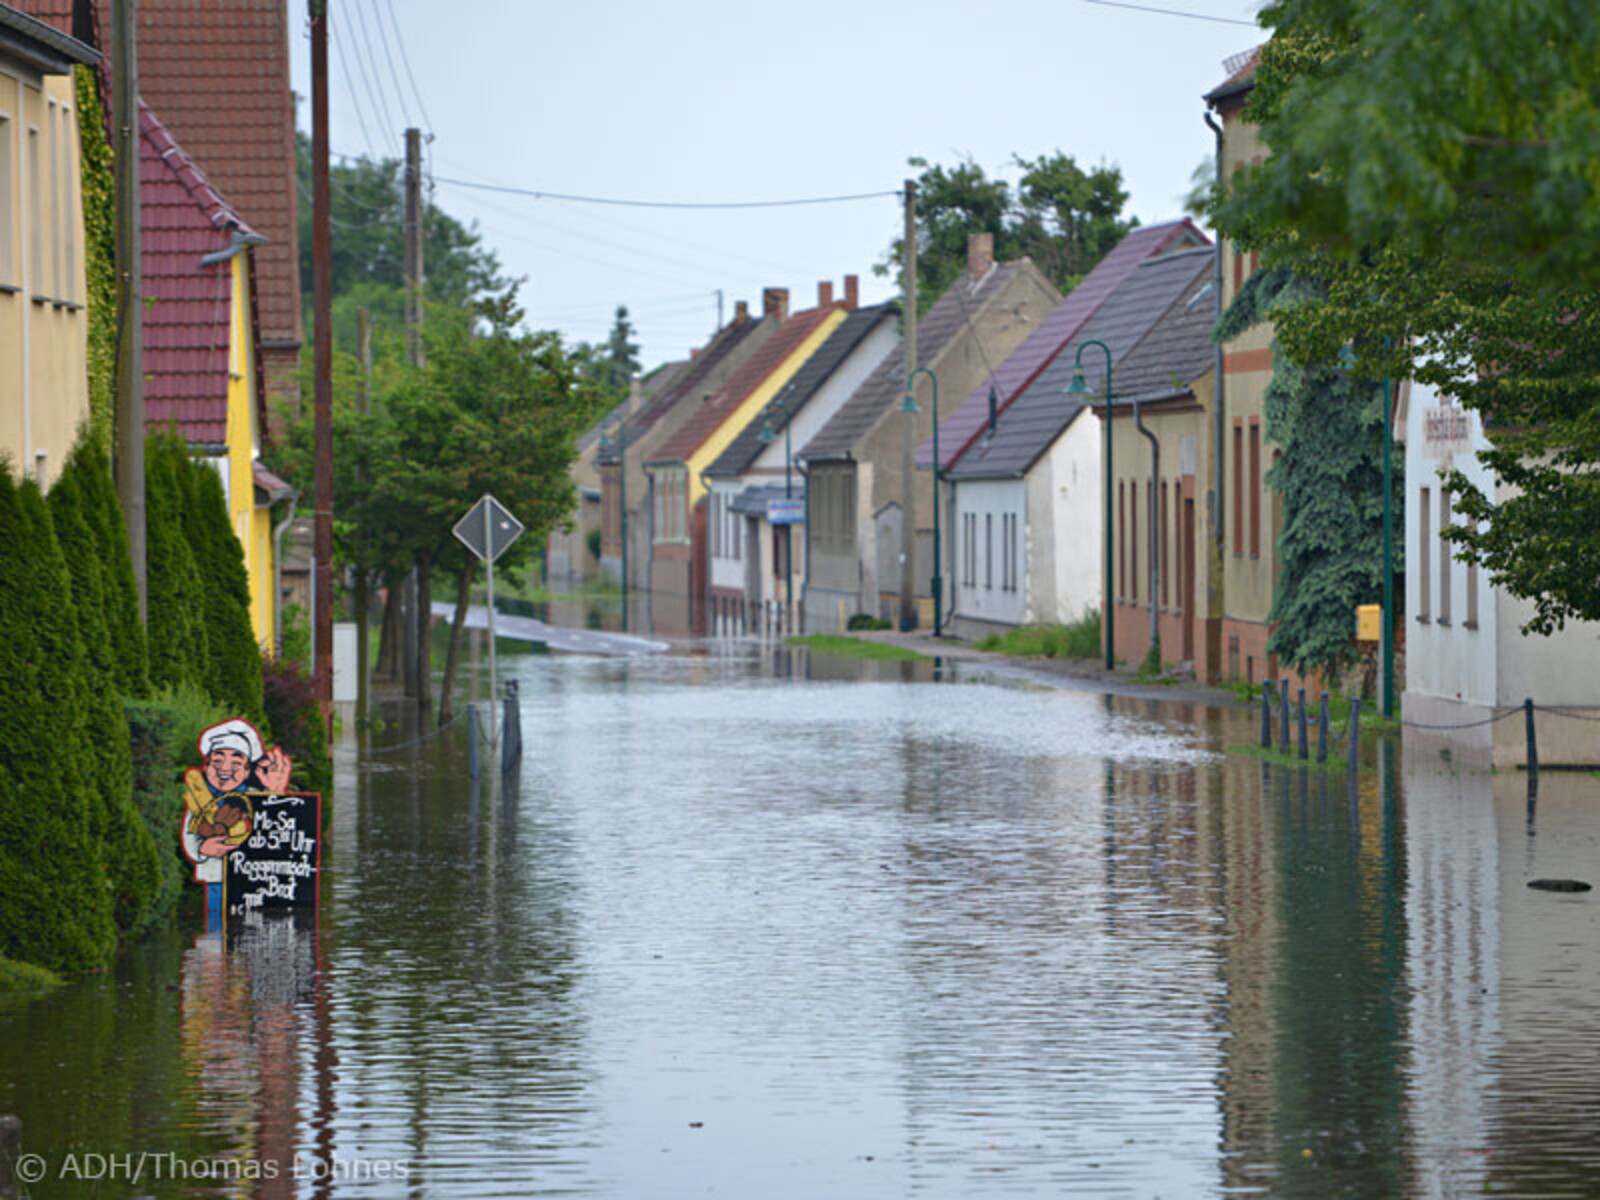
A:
[878, 152, 1135, 313]
[0, 467, 117, 971]
[1218, 267, 1403, 680]
[1212, 2, 1600, 633]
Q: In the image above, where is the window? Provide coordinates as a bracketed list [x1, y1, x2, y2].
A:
[28, 125, 41, 295]
[48, 99, 61, 299]
[1118, 481, 1126, 600]
[0, 113, 13, 285]
[1131, 479, 1139, 604]
[711, 493, 721, 557]
[1418, 486, 1431, 622]
[1160, 480, 1169, 608]
[985, 512, 993, 590]
[1232, 422, 1243, 557]
[1466, 552, 1479, 629]
[1248, 420, 1261, 557]
[1438, 488, 1452, 625]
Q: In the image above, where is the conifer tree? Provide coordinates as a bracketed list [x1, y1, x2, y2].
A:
[144, 435, 209, 693]
[0, 467, 117, 971]
[48, 447, 160, 931]
[73, 441, 148, 695]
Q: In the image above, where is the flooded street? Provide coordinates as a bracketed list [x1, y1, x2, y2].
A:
[4, 643, 1600, 1197]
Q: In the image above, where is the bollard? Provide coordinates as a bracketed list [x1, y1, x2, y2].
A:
[1347, 697, 1361, 778]
[1261, 682, 1273, 749]
[1279, 679, 1291, 752]
[1525, 696, 1539, 796]
[0, 1114, 20, 1200]
[1297, 687, 1309, 760]
[501, 679, 522, 774]
[467, 703, 480, 781]
[1317, 692, 1330, 764]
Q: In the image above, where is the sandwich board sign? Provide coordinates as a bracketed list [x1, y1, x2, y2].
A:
[453, 495, 525, 746]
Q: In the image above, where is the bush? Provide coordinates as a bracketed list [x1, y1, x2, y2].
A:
[846, 612, 892, 631]
[585, 525, 603, 561]
[144, 435, 209, 693]
[262, 655, 331, 799]
[0, 469, 117, 972]
[975, 610, 1102, 659]
[124, 683, 230, 925]
[180, 456, 266, 728]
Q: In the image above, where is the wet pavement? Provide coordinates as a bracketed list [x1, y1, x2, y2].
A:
[3, 637, 1599, 1197]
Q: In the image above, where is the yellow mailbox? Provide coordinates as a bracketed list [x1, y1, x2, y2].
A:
[1356, 604, 1382, 642]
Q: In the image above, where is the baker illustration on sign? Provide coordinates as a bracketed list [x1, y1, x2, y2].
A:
[181, 718, 293, 884]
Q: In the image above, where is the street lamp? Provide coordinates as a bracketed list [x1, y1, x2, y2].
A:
[1066, 339, 1115, 670]
[902, 367, 941, 634]
[759, 393, 795, 625]
[599, 422, 628, 631]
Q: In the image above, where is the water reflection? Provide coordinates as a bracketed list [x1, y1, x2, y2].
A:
[2, 650, 1600, 1198]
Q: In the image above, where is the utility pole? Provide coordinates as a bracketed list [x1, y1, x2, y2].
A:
[898, 179, 918, 630]
[111, 0, 145, 622]
[354, 306, 372, 727]
[310, 0, 334, 726]
[403, 126, 427, 707]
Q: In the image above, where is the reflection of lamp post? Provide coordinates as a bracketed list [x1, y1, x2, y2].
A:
[1066, 340, 1115, 670]
[599, 423, 628, 631]
[759, 394, 795, 621]
[902, 367, 941, 634]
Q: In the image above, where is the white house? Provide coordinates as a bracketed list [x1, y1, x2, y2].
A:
[1404, 381, 1600, 765]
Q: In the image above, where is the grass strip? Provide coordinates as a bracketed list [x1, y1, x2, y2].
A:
[786, 634, 930, 662]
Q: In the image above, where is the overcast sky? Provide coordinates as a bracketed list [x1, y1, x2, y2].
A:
[288, 0, 1263, 371]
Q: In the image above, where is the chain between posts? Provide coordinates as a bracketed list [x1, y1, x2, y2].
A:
[366, 708, 468, 755]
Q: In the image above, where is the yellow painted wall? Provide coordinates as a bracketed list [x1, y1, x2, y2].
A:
[223, 253, 275, 645]
[684, 308, 846, 505]
[0, 66, 89, 487]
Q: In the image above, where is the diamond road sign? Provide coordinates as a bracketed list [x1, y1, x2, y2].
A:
[453, 494, 525, 564]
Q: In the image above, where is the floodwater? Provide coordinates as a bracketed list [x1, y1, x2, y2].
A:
[4, 640, 1600, 1198]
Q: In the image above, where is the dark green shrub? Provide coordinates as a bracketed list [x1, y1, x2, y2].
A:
[585, 525, 603, 561]
[144, 435, 209, 693]
[0, 468, 116, 972]
[262, 655, 331, 799]
[70, 440, 148, 694]
[846, 612, 892, 631]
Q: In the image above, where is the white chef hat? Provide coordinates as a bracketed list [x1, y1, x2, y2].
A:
[199, 718, 263, 763]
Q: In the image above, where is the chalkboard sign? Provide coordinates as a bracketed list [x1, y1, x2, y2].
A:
[225, 793, 321, 918]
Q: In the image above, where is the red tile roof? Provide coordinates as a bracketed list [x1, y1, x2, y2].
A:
[140, 100, 258, 447]
[647, 303, 846, 466]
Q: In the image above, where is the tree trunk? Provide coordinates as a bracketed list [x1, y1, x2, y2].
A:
[376, 578, 399, 681]
[414, 550, 433, 711]
[437, 557, 478, 726]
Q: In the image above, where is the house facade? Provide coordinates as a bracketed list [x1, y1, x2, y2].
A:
[645, 286, 849, 635]
[704, 290, 894, 633]
[800, 235, 1058, 632]
[1403, 382, 1600, 766]
[0, 6, 97, 487]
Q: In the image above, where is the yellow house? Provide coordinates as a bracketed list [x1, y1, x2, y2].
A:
[139, 98, 288, 646]
[0, 7, 97, 488]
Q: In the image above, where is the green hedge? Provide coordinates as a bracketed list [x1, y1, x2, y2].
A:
[144, 435, 210, 694]
[181, 458, 266, 729]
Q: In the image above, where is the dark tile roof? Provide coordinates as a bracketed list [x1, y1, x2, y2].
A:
[949, 247, 1214, 481]
[579, 358, 690, 452]
[140, 100, 259, 447]
[0, 3, 97, 70]
[800, 261, 1025, 462]
[1108, 267, 1218, 402]
[597, 316, 767, 465]
[648, 302, 846, 466]
[729, 481, 802, 515]
[705, 302, 897, 478]
[925, 218, 1208, 471]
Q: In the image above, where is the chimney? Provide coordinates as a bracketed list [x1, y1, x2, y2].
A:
[690, 348, 701, 360]
[843, 274, 859, 310]
[968, 232, 994, 280]
[628, 374, 643, 416]
[819, 280, 834, 307]
[762, 287, 789, 321]
[734, 299, 750, 323]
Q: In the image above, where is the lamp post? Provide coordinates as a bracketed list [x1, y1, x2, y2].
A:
[902, 367, 941, 634]
[600, 423, 628, 631]
[1066, 339, 1115, 670]
[759, 394, 795, 624]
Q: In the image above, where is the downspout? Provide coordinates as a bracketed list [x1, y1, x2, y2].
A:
[272, 489, 300, 657]
[1134, 398, 1160, 661]
[796, 459, 811, 633]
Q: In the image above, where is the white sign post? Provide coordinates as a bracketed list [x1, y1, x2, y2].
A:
[453, 494, 525, 746]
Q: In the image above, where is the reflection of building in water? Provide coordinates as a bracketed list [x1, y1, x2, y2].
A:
[1401, 753, 1499, 1198]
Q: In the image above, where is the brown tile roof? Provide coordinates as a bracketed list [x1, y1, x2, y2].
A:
[647, 302, 845, 466]
[140, 99, 259, 446]
[800, 262, 1025, 461]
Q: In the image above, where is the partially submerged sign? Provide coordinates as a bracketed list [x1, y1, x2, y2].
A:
[454, 493, 525, 563]
[182, 718, 321, 920]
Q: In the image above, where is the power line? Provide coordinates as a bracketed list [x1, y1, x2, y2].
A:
[349, 0, 400, 144]
[329, 20, 377, 158]
[1082, 0, 1258, 27]
[384, 0, 435, 134]
[368, 0, 416, 134]
[433, 174, 901, 210]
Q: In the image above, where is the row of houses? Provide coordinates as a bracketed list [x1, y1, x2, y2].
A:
[1, 0, 301, 641]
[558, 48, 1600, 765]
